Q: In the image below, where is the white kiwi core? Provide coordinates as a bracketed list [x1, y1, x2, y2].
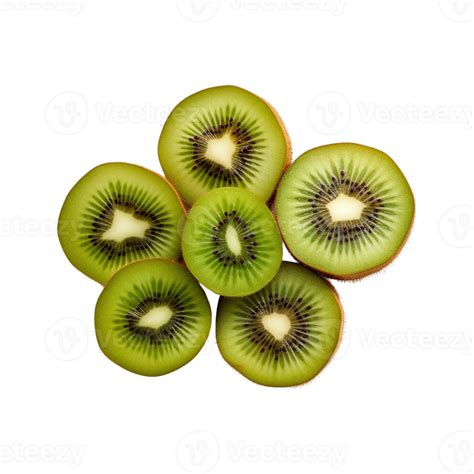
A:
[137, 306, 173, 329]
[261, 312, 292, 341]
[102, 209, 151, 243]
[326, 193, 366, 222]
[205, 132, 236, 169]
[225, 225, 242, 256]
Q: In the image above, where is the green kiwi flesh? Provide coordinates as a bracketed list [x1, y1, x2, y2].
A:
[95, 259, 211, 376]
[216, 262, 343, 387]
[158, 85, 290, 205]
[275, 143, 415, 279]
[182, 187, 283, 297]
[58, 163, 186, 284]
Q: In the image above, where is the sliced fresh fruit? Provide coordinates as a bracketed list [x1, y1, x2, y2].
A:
[158, 85, 291, 204]
[275, 143, 415, 279]
[95, 259, 211, 376]
[216, 262, 343, 387]
[58, 162, 185, 284]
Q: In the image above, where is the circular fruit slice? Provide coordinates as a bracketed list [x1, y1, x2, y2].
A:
[182, 187, 282, 297]
[58, 162, 186, 284]
[216, 262, 343, 387]
[275, 143, 415, 279]
[95, 259, 211, 376]
[158, 85, 291, 205]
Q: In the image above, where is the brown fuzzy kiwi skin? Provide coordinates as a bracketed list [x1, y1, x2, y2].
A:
[263, 98, 293, 169]
[262, 98, 292, 206]
[217, 269, 345, 388]
[274, 144, 416, 281]
[148, 167, 188, 217]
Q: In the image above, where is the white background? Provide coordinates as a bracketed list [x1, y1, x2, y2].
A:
[0, 1, 472, 473]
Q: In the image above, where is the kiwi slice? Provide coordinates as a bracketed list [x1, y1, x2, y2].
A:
[158, 85, 291, 205]
[216, 262, 343, 387]
[182, 187, 283, 297]
[275, 143, 415, 279]
[58, 163, 186, 284]
[95, 259, 211, 376]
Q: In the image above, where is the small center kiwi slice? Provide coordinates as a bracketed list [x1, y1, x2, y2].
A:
[182, 187, 282, 297]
